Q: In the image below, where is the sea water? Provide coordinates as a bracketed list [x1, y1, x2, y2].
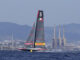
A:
[0, 50, 80, 60]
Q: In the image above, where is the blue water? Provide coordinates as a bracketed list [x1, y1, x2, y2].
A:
[0, 51, 80, 60]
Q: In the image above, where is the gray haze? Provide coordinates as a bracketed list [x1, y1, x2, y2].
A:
[0, 0, 80, 26]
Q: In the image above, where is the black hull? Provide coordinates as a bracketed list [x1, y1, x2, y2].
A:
[19, 49, 38, 52]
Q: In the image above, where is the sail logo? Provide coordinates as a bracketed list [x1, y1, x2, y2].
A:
[39, 18, 43, 21]
[40, 12, 42, 17]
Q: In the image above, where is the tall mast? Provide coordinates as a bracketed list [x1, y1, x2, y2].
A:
[34, 10, 40, 48]
[11, 32, 14, 50]
[53, 24, 57, 49]
[59, 24, 62, 48]
[33, 23, 36, 48]
[34, 11, 39, 48]
[62, 25, 66, 46]
[54, 25, 56, 40]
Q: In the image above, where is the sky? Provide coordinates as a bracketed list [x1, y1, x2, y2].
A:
[0, 0, 80, 26]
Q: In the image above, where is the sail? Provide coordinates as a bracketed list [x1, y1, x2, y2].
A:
[19, 10, 47, 51]
[34, 10, 46, 48]
[25, 23, 35, 48]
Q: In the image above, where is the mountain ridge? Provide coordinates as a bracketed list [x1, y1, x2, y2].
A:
[0, 22, 80, 43]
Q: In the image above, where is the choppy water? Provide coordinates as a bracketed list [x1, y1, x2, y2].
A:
[0, 50, 80, 60]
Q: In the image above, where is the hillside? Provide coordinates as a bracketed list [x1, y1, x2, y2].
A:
[0, 22, 80, 43]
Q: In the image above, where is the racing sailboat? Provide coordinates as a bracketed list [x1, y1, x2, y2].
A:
[19, 10, 46, 52]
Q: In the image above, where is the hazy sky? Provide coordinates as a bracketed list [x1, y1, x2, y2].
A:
[0, 0, 80, 26]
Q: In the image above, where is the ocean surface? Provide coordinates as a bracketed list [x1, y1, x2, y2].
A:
[0, 50, 80, 60]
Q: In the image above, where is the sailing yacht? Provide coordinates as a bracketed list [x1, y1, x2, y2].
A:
[19, 10, 47, 52]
